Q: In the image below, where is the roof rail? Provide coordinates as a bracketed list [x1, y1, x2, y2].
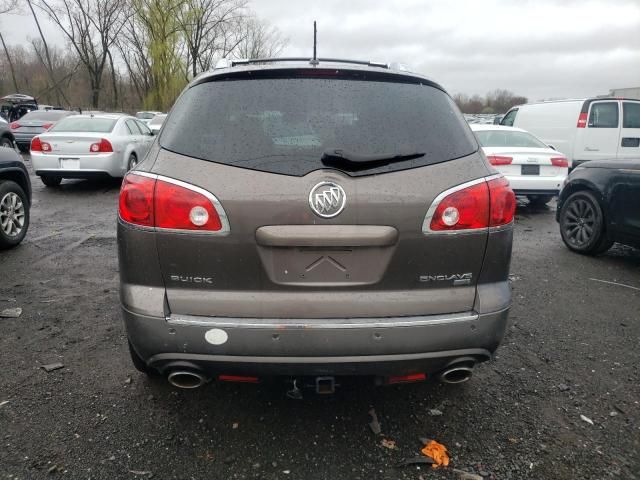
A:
[228, 57, 390, 69]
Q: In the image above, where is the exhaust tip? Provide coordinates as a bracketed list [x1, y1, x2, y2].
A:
[167, 370, 206, 389]
[440, 366, 473, 384]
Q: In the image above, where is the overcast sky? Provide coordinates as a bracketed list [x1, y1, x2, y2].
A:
[2, 0, 639, 101]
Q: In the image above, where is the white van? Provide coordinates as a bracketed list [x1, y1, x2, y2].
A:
[501, 98, 640, 167]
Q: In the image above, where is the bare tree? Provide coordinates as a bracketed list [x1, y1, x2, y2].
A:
[37, 0, 127, 108]
[177, 0, 247, 78]
[0, 0, 21, 92]
[234, 17, 287, 59]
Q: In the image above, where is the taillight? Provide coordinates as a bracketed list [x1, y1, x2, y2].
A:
[9, 122, 20, 130]
[577, 112, 588, 128]
[42, 122, 53, 130]
[30, 137, 51, 152]
[424, 176, 515, 233]
[89, 138, 113, 153]
[487, 155, 513, 166]
[487, 176, 516, 227]
[119, 173, 229, 234]
[155, 179, 223, 231]
[119, 174, 155, 227]
[550, 156, 568, 168]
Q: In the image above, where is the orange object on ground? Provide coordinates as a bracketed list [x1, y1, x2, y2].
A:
[421, 440, 449, 468]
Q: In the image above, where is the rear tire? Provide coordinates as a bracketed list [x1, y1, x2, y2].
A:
[0, 136, 13, 149]
[127, 153, 138, 171]
[41, 175, 62, 187]
[128, 340, 158, 376]
[0, 180, 30, 249]
[17, 144, 29, 153]
[559, 190, 610, 255]
[527, 194, 553, 206]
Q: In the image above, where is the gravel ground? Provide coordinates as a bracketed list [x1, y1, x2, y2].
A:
[1, 156, 639, 479]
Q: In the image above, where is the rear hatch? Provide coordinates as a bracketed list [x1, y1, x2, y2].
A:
[151, 68, 493, 319]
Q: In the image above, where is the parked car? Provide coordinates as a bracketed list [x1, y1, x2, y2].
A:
[0, 121, 16, 149]
[135, 111, 163, 125]
[501, 98, 640, 167]
[471, 124, 568, 205]
[0, 147, 31, 249]
[557, 159, 640, 255]
[10, 110, 77, 152]
[148, 113, 167, 135]
[1, 94, 38, 123]
[30, 114, 154, 187]
[118, 58, 516, 391]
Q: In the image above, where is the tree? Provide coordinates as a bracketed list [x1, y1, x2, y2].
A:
[234, 16, 287, 59]
[0, 0, 20, 92]
[37, 0, 127, 108]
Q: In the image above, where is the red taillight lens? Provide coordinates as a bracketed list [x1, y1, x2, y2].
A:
[487, 176, 516, 227]
[426, 176, 515, 232]
[42, 122, 53, 130]
[577, 112, 588, 128]
[487, 155, 513, 166]
[429, 181, 490, 231]
[31, 137, 42, 152]
[119, 174, 155, 227]
[550, 156, 568, 168]
[155, 180, 222, 231]
[119, 173, 227, 233]
[89, 138, 113, 153]
[9, 122, 20, 130]
[218, 375, 259, 383]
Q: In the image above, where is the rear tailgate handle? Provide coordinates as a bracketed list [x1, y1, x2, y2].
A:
[255, 225, 398, 247]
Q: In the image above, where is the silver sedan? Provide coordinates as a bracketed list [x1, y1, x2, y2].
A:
[30, 114, 155, 187]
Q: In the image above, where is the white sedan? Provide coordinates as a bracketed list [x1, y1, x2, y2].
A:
[30, 114, 155, 187]
[471, 124, 568, 205]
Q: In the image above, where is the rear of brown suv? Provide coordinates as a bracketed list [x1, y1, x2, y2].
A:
[118, 59, 515, 390]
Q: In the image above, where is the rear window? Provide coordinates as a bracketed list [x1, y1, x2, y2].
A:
[475, 130, 547, 149]
[50, 117, 117, 133]
[160, 72, 477, 176]
[21, 111, 71, 121]
[588, 102, 618, 128]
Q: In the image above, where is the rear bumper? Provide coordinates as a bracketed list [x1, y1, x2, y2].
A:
[124, 307, 510, 376]
[31, 151, 124, 178]
[506, 174, 564, 194]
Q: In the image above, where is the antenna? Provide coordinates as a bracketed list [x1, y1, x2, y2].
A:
[310, 21, 319, 66]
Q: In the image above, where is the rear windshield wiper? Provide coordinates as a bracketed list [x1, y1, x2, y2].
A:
[321, 149, 425, 170]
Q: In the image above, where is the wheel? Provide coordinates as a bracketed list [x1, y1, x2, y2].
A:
[17, 144, 29, 153]
[0, 180, 29, 249]
[127, 153, 138, 171]
[0, 136, 13, 149]
[41, 175, 62, 187]
[559, 191, 611, 255]
[128, 340, 159, 376]
[527, 194, 554, 206]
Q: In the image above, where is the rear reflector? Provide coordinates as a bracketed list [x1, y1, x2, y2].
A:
[425, 176, 515, 233]
[218, 375, 259, 383]
[42, 122, 53, 130]
[577, 112, 588, 128]
[487, 155, 513, 166]
[30, 136, 51, 153]
[387, 373, 427, 384]
[550, 156, 569, 168]
[119, 172, 229, 234]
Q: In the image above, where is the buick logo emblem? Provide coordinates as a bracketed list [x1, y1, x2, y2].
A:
[309, 181, 346, 218]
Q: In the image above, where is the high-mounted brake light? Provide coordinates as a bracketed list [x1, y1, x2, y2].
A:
[424, 176, 515, 233]
[577, 112, 588, 128]
[550, 157, 568, 168]
[487, 155, 513, 166]
[30, 136, 52, 153]
[118, 173, 229, 234]
[9, 122, 20, 130]
[89, 138, 113, 153]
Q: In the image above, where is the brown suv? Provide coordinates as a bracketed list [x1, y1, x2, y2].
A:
[118, 59, 515, 390]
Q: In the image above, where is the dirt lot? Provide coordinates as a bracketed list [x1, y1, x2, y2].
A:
[1, 156, 639, 479]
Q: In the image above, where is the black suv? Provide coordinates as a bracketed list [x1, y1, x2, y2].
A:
[0, 147, 31, 249]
